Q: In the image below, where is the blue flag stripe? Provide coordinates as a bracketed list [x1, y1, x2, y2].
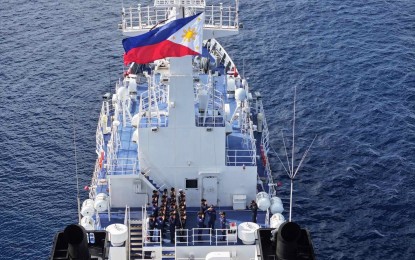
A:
[122, 13, 200, 53]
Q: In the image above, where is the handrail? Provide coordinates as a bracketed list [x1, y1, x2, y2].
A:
[214, 228, 236, 245]
[175, 229, 189, 246]
[154, 0, 206, 7]
[124, 205, 130, 260]
[142, 206, 163, 247]
[194, 78, 225, 127]
[122, 3, 238, 31]
[88, 158, 100, 199]
[206, 38, 238, 73]
[192, 228, 212, 245]
[139, 157, 170, 191]
[107, 157, 139, 175]
[138, 81, 169, 128]
[226, 149, 256, 166]
[95, 103, 106, 154]
[195, 114, 225, 127]
[258, 98, 275, 196]
[142, 205, 147, 246]
[143, 229, 163, 246]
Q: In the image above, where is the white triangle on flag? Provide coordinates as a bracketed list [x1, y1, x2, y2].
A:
[167, 13, 204, 54]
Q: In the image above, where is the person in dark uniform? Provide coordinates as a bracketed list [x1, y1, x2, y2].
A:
[161, 194, 167, 204]
[152, 190, 159, 205]
[249, 200, 258, 223]
[205, 205, 217, 235]
[178, 189, 186, 203]
[159, 208, 166, 220]
[168, 213, 177, 243]
[201, 199, 208, 221]
[179, 215, 187, 242]
[151, 203, 159, 217]
[170, 196, 176, 205]
[155, 216, 164, 242]
[170, 187, 176, 198]
[179, 201, 186, 211]
[164, 188, 171, 205]
[148, 215, 155, 242]
[219, 212, 227, 241]
[197, 212, 205, 241]
[170, 203, 177, 215]
[159, 202, 167, 214]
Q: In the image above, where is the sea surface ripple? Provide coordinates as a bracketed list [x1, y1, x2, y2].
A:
[0, 0, 414, 259]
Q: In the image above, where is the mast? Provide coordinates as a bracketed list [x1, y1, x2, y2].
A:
[286, 86, 317, 222]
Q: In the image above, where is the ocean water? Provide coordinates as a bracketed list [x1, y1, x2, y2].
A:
[0, 0, 414, 259]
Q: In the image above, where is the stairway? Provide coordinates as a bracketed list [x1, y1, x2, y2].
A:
[130, 220, 143, 260]
[140, 170, 161, 190]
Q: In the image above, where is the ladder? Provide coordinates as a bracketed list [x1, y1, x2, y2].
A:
[130, 220, 143, 260]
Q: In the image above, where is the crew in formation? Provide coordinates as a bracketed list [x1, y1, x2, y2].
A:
[146, 189, 259, 243]
[146, 190, 224, 243]
[147, 188, 187, 243]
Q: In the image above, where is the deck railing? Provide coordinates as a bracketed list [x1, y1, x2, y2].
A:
[194, 84, 225, 127]
[191, 228, 213, 245]
[195, 114, 225, 127]
[107, 158, 139, 175]
[121, 2, 238, 31]
[138, 81, 169, 128]
[226, 149, 256, 166]
[170, 227, 237, 246]
[214, 228, 237, 245]
[124, 205, 130, 260]
[175, 229, 190, 246]
[206, 38, 237, 72]
[258, 98, 275, 196]
[107, 118, 122, 164]
[95, 103, 106, 155]
[204, 4, 238, 29]
[154, 0, 206, 7]
[143, 229, 163, 246]
[88, 158, 101, 199]
[142, 206, 161, 247]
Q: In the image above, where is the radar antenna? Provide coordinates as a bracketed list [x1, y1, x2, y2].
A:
[286, 85, 317, 222]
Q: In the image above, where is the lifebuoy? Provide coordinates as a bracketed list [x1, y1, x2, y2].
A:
[98, 150, 105, 169]
[260, 145, 267, 166]
[227, 67, 239, 77]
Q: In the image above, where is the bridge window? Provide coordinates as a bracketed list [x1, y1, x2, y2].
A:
[185, 179, 198, 189]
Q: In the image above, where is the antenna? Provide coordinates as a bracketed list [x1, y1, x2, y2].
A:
[289, 85, 297, 222]
[73, 114, 81, 224]
[281, 131, 292, 175]
[285, 85, 316, 222]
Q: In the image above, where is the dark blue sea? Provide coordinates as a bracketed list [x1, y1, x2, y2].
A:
[1, 0, 414, 259]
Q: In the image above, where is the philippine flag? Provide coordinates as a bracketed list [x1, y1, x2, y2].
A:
[123, 13, 204, 64]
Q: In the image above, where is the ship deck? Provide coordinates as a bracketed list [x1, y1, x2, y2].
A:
[98, 206, 268, 247]
[93, 45, 271, 195]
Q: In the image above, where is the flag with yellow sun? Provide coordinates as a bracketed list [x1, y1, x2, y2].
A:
[166, 13, 204, 55]
[123, 13, 204, 64]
